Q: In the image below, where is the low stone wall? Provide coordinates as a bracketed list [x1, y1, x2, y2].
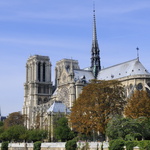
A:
[0, 142, 140, 150]
[41, 143, 66, 150]
[77, 142, 109, 150]
[8, 143, 33, 150]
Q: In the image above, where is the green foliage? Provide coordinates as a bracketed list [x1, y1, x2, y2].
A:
[27, 129, 48, 142]
[1, 141, 9, 150]
[54, 117, 75, 142]
[0, 124, 47, 142]
[109, 139, 124, 150]
[77, 141, 90, 150]
[33, 141, 41, 150]
[0, 125, 26, 142]
[0, 126, 5, 135]
[7, 125, 26, 141]
[0, 121, 5, 140]
[138, 140, 150, 150]
[101, 142, 104, 150]
[82, 142, 89, 150]
[139, 118, 150, 140]
[0, 131, 9, 141]
[65, 139, 77, 150]
[125, 141, 138, 150]
[0, 121, 4, 126]
[106, 115, 142, 140]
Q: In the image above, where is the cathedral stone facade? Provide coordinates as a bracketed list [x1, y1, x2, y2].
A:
[22, 9, 150, 140]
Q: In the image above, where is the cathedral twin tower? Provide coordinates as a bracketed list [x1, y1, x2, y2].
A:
[22, 8, 101, 129]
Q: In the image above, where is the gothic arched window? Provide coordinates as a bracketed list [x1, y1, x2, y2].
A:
[38, 62, 41, 81]
[43, 62, 46, 82]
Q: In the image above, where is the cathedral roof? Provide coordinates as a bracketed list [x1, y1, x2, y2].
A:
[47, 101, 70, 113]
[74, 69, 94, 82]
[97, 58, 150, 80]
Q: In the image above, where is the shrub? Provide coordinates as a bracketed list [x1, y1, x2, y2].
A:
[109, 139, 124, 150]
[138, 140, 150, 150]
[65, 139, 77, 150]
[125, 141, 138, 150]
[34, 141, 41, 150]
[1, 141, 9, 150]
[80, 142, 90, 150]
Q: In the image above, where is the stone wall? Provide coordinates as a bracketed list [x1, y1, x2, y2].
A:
[41, 143, 65, 150]
[8, 143, 33, 150]
[0, 142, 140, 150]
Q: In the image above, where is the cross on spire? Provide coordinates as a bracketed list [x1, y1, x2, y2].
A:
[136, 47, 139, 59]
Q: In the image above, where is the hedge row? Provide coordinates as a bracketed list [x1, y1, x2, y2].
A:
[1, 141, 9, 150]
[109, 139, 150, 150]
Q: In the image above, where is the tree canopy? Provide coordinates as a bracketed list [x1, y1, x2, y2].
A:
[0, 125, 26, 142]
[106, 115, 150, 141]
[54, 117, 75, 142]
[0, 124, 48, 142]
[106, 116, 142, 140]
[70, 80, 126, 136]
[124, 90, 150, 119]
[4, 112, 25, 129]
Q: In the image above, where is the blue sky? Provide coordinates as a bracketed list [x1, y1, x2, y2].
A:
[0, 0, 150, 116]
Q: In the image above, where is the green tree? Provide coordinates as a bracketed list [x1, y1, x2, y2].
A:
[70, 80, 126, 138]
[4, 112, 25, 129]
[106, 116, 142, 140]
[109, 139, 125, 150]
[65, 139, 77, 150]
[0, 123, 4, 134]
[27, 129, 48, 142]
[0, 125, 26, 142]
[34, 141, 42, 150]
[54, 117, 75, 142]
[1, 141, 9, 150]
[0, 131, 9, 141]
[0, 121, 4, 126]
[138, 117, 150, 140]
[124, 90, 150, 119]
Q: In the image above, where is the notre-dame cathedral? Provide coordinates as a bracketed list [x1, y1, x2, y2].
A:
[22, 9, 150, 140]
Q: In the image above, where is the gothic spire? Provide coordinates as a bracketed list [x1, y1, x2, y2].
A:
[91, 3, 101, 78]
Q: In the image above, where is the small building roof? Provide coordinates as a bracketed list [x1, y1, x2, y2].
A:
[47, 101, 70, 113]
[97, 58, 150, 80]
